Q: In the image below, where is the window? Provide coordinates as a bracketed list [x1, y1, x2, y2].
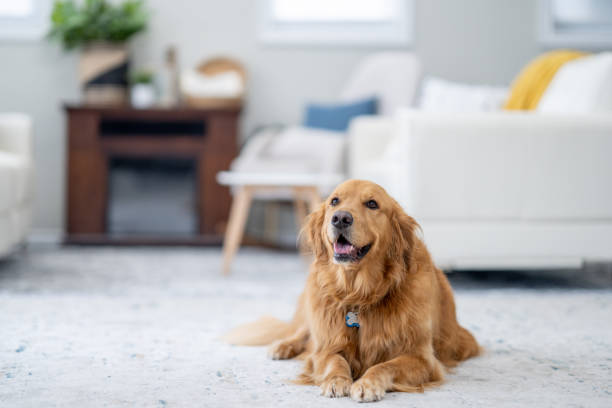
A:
[539, 0, 612, 47]
[0, 2, 35, 17]
[258, 0, 413, 46]
[0, 0, 51, 40]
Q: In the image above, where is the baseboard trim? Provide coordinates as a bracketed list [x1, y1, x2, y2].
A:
[28, 229, 63, 246]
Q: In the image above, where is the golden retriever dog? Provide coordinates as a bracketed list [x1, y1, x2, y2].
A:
[225, 180, 480, 402]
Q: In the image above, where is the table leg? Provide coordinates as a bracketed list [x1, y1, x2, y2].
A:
[292, 188, 308, 230]
[222, 186, 253, 275]
[306, 187, 322, 213]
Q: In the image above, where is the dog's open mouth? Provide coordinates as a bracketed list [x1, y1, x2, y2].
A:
[333, 235, 371, 262]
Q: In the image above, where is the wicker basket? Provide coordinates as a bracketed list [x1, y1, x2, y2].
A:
[183, 57, 246, 109]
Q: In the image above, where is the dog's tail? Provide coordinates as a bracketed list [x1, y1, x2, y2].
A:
[222, 316, 294, 346]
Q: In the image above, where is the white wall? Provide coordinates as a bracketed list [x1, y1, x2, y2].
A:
[0, 0, 540, 233]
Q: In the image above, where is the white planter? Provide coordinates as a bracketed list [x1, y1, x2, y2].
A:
[130, 84, 156, 108]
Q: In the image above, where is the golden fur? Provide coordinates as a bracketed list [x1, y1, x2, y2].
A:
[225, 180, 479, 402]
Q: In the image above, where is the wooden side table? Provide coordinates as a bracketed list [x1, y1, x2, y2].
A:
[65, 104, 241, 244]
[217, 171, 344, 274]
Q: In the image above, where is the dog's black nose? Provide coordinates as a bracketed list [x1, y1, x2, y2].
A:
[331, 211, 353, 229]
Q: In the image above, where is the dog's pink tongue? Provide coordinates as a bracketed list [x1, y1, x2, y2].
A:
[334, 242, 354, 255]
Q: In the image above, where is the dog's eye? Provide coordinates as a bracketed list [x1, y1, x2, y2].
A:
[330, 197, 339, 206]
[365, 200, 378, 209]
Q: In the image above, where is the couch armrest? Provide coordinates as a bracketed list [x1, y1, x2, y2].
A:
[230, 126, 281, 171]
[347, 115, 394, 178]
[0, 113, 32, 159]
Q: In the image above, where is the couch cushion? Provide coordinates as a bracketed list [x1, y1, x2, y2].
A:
[504, 50, 587, 111]
[304, 97, 377, 132]
[266, 126, 342, 157]
[340, 52, 421, 116]
[418, 76, 508, 112]
[0, 152, 30, 212]
[538, 52, 612, 113]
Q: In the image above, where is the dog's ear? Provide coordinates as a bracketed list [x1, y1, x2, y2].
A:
[388, 202, 420, 271]
[301, 202, 328, 259]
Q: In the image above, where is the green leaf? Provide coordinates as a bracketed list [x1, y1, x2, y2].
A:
[47, 0, 148, 50]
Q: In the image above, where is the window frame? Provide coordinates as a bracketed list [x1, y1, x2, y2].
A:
[538, 0, 612, 48]
[0, 0, 51, 41]
[257, 0, 414, 47]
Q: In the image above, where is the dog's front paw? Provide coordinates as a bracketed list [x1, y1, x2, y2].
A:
[350, 377, 386, 403]
[268, 340, 300, 360]
[320, 376, 352, 398]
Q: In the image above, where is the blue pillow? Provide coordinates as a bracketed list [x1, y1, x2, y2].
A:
[303, 97, 377, 132]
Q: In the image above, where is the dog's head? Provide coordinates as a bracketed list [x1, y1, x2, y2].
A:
[304, 180, 419, 273]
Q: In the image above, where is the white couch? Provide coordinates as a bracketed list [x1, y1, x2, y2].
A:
[0, 113, 33, 257]
[349, 108, 612, 270]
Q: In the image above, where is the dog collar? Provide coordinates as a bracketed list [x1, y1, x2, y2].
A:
[345, 311, 360, 328]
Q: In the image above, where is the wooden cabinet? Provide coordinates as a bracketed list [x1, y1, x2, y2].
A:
[64, 104, 240, 245]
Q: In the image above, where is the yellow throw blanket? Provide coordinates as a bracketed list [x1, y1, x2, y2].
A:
[504, 50, 588, 110]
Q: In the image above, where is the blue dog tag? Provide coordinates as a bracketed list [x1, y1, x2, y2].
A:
[345, 311, 360, 328]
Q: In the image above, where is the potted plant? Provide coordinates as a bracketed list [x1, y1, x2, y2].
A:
[48, 0, 147, 105]
[130, 69, 156, 108]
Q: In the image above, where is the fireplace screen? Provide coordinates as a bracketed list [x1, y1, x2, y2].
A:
[107, 157, 197, 237]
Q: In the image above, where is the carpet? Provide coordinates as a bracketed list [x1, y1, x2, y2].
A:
[0, 247, 611, 407]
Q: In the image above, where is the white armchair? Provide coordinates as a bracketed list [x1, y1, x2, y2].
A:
[349, 108, 612, 270]
[0, 113, 34, 257]
[231, 52, 422, 198]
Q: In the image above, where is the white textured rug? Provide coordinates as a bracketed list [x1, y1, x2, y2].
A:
[0, 248, 611, 407]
